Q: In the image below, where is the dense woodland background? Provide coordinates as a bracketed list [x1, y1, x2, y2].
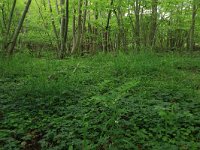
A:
[0, 0, 200, 57]
[1, 0, 200, 150]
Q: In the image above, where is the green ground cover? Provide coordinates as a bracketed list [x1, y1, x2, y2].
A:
[0, 51, 200, 150]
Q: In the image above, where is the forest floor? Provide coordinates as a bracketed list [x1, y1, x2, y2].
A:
[0, 51, 200, 150]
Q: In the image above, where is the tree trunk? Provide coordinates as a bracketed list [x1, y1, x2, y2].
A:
[8, 0, 32, 55]
[71, 0, 83, 54]
[60, 0, 66, 58]
[105, 0, 114, 52]
[48, 0, 60, 53]
[1, 3, 7, 30]
[55, 0, 60, 14]
[134, 0, 140, 49]
[72, 4, 76, 54]
[189, 0, 197, 51]
[93, 3, 98, 53]
[64, 0, 69, 53]
[149, 0, 158, 47]
[80, 0, 87, 52]
[5, 0, 17, 49]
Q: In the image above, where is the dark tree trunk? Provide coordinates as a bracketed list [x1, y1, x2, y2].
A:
[64, 0, 69, 53]
[105, 0, 114, 52]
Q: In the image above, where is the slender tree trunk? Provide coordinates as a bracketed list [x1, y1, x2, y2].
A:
[47, 0, 60, 53]
[119, 10, 127, 51]
[189, 0, 197, 51]
[149, 0, 158, 47]
[5, 0, 16, 48]
[8, 0, 17, 25]
[88, 17, 92, 52]
[1, 3, 7, 30]
[114, 10, 121, 50]
[8, 0, 32, 55]
[56, 0, 60, 14]
[71, 0, 83, 54]
[127, 5, 135, 49]
[64, 0, 69, 53]
[60, 0, 66, 58]
[72, 4, 76, 54]
[76, 0, 83, 53]
[134, 0, 140, 49]
[114, 6, 127, 51]
[93, 3, 98, 53]
[1, 3, 7, 50]
[80, 0, 87, 52]
[105, 0, 114, 52]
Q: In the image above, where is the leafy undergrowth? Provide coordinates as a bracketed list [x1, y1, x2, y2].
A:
[0, 51, 200, 150]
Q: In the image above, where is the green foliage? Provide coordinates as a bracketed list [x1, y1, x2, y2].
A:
[0, 51, 200, 149]
[1, 0, 199, 53]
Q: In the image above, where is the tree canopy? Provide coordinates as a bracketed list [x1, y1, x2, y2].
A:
[0, 0, 199, 57]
